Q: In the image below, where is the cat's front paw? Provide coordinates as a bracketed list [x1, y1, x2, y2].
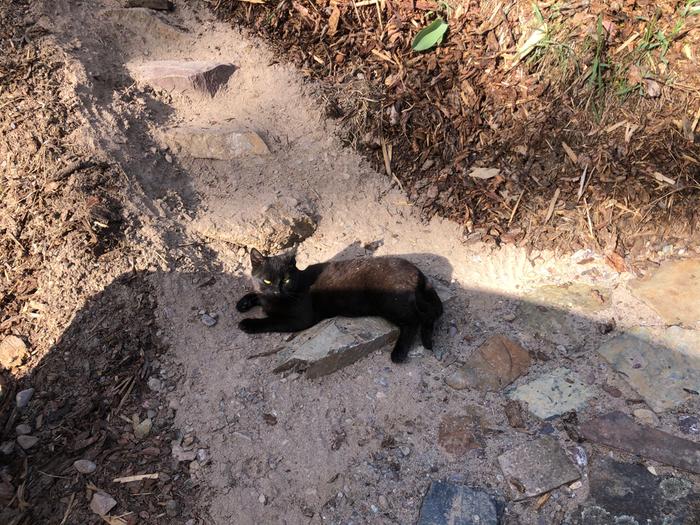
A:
[238, 318, 258, 333]
[236, 293, 259, 313]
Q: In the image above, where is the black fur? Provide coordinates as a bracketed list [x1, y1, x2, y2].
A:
[236, 248, 443, 363]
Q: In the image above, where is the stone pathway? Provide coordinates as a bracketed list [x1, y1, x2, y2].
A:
[22, 1, 700, 523]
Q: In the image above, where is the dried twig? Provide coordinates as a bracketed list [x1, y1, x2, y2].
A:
[113, 473, 159, 483]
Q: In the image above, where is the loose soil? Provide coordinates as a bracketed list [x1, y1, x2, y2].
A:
[1, 1, 699, 524]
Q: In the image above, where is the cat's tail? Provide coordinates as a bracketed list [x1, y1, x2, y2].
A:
[415, 272, 443, 351]
[415, 272, 443, 321]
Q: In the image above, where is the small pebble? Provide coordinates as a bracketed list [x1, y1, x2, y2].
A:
[378, 495, 388, 508]
[0, 441, 14, 455]
[569, 480, 582, 490]
[370, 504, 379, 513]
[15, 424, 31, 435]
[679, 415, 699, 434]
[400, 446, 411, 457]
[201, 313, 217, 327]
[148, 377, 162, 392]
[633, 408, 658, 427]
[165, 499, 179, 517]
[73, 459, 97, 474]
[164, 153, 173, 163]
[90, 492, 117, 516]
[16, 435, 38, 449]
[16, 388, 34, 408]
[259, 493, 267, 505]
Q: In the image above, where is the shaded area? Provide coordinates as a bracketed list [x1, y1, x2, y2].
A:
[214, 0, 700, 259]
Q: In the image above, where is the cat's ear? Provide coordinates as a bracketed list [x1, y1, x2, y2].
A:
[250, 248, 265, 268]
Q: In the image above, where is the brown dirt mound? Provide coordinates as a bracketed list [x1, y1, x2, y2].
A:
[213, 0, 700, 259]
[0, 2, 194, 523]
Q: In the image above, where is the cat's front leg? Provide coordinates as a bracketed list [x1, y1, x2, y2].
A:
[236, 292, 261, 312]
[238, 316, 313, 334]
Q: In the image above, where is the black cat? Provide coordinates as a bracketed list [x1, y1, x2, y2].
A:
[236, 248, 444, 363]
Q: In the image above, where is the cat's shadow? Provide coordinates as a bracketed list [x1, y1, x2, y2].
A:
[328, 240, 453, 286]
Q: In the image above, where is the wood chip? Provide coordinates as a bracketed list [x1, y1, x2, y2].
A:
[651, 172, 675, 186]
[543, 188, 560, 224]
[561, 142, 578, 164]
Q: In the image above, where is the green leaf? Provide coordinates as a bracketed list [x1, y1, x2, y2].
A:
[411, 18, 448, 52]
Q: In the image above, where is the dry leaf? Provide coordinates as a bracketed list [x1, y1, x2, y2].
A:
[643, 78, 661, 98]
[604, 252, 627, 273]
[468, 167, 500, 179]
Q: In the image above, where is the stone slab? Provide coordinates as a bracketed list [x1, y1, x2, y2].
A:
[129, 60, 235, 96]
[596, 326, 700, 412]
[445, 335, 531, 391]
[164, 126, 269, 160]
[568, 456, 700, 524]
[417, 481, 498, 525]
[628, 258, 700, 327]
[195, 195, 317, 252]
[581, 411, 700, 474]
[497, 435, 580, 499]
[437, 414, 483, 456]
[508, 367, 594, 419]
[274, 317, 399, 379]
[525, 282, 611, 314]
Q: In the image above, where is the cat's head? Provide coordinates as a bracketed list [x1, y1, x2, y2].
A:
[249, 247, 299, 296]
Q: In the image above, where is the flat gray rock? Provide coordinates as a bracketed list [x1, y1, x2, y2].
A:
[568, 456, 699, 524]
[417, 481, 498, 525]
[164, 126, 269, 160]
[628, 258, 700, 327]
[498, 436, 580, 499]
[597, 326, 700, 412]
[129, 60, 235, 96]
[274, 317, 399, 379]
[508, 367, 594, 419]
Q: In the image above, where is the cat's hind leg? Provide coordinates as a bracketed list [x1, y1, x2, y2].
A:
[419, 321, 435, 350]
[236, 292, 261, 312]
[390, 324, 418, 363]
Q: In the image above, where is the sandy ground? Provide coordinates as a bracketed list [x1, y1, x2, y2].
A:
[9, 0, 698, 523]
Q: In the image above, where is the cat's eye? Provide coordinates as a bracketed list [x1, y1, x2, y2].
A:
[263, 279, 272, 285]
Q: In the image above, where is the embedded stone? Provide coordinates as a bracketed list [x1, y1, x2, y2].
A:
[580, 411, 700, 474]
[164, 126, 269, 160]
[129, 60, 235, 96]
[417, 481, 498, 525]
[597, 326, 700, 412]
[628, 259, 700, 327]
[445, 335, 530, 392]
[90, 492, 117, 516]
[497, 436, 580, 499]
[508, 367, 594, 419]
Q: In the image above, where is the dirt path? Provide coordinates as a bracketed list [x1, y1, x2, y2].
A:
[10, 1, 700, 523]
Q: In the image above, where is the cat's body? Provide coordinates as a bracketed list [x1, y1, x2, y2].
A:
[237, 249, 443, 363]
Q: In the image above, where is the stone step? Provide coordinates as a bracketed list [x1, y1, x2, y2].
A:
[274, 317, 399, 379]
[129, 60, 235, 97]
[164, 126, 269, 160]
